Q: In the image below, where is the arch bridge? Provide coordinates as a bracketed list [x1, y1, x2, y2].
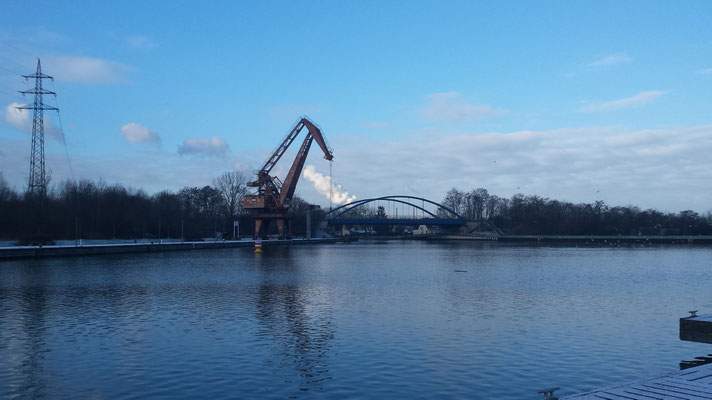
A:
[325, 195, 467, 227]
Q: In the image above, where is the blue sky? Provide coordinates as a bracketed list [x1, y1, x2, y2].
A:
[1, 1, 711, 211]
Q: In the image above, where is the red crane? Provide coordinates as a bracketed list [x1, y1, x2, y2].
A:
[243, 117, 333, 238]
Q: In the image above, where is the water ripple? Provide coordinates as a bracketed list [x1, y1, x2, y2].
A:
[1, 243, 710, 399]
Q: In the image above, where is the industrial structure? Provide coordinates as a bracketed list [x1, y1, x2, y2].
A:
[18, 59, 58, 197]
[243, 117, 333, 238]
[325, 195, 467, 229]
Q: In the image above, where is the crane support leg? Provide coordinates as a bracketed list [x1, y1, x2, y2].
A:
[275, 219, 285, 239]
[254, 219, 264, 239]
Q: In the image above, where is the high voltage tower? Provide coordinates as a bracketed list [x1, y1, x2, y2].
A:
[18, 58, 58, 197]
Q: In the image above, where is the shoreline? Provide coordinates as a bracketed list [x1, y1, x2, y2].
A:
[346, 234, 712, 244]
[0, 237, 339, 261]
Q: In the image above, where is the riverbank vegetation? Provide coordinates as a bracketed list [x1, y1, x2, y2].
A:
[440, 188, 712, 235]
[2, 170, 711, 241]
[0, 171, 319, 242]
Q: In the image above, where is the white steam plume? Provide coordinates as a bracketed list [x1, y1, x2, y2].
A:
[303, 165, 356, 205]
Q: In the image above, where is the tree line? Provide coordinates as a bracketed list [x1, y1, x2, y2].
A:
[440, 187, 712, 235]
[0, 171, 318, 243]
[2, 170, 711, 240]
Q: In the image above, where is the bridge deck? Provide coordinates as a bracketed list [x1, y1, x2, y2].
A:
[564, 363, 712, 399]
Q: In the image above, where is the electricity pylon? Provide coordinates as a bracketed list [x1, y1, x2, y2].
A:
[18, 58, 58, 197]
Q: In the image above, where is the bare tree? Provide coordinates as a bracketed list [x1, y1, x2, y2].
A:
[0, 171, 14, 201]
[213, 171, 247, 218]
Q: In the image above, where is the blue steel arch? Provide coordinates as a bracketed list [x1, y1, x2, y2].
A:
[325, 195, 466, 225]
[328, 198, 437, 219]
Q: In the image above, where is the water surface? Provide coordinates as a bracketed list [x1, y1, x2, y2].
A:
[1, 241, 711, 399]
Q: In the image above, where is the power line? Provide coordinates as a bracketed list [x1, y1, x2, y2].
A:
[0, 54, 34, 73]
[0, 39, 38, 70]
[49, 79, 74, 179]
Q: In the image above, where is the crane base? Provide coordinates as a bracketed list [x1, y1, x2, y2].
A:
[253, 214, 291, 239]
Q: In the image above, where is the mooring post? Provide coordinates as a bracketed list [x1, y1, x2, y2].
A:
[537, 387, 560, 400]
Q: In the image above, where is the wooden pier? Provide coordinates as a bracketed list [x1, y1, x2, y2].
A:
[561, 314, 712, 399]
[563, 363, 712, 399]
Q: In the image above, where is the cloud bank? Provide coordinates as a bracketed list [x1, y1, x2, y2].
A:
[45, 56, 133, 84]
[3, 122, 712, 213]
[4, 102, 64, 142]
[580, 90, 664, 112]
[585, 53, 632, 70]
[325, 124, 712, 212]
[177, 136, 229, 157]
[420, 92, 508, 123]
[121, 122, 160, 145]
[303, 165, 356, 205]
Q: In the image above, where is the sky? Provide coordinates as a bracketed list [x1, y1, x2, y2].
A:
[0, 1, 711, 212]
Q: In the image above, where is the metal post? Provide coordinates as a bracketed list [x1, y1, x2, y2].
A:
[74, 217, 78, 247]
[306, 208, 312, 239]
[181, 219, 184, 243]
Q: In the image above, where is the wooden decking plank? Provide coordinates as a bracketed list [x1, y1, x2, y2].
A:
[676, 369, 712, 382]
[656, 377, 712, 388]
[607, 388, 664, 399]
[568, 392, 645, 400]
[648, 379, 712, 396]
[642, 385, 712, 399]
[633, 384, 711, 399]
[685, 374, 712, 383]
[601, 391, 652, 400]
[594, 393, 644, 400]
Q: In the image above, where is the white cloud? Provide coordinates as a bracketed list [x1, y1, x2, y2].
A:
[4, 102, 64, 142]
[4, 102, 28, 131]
[125, 35, 157, 50]
[177, 136, 229, 157]
[420, 92, 508, 123]
[303, 164, 356, 205]
[318, 123, 712, 213]
[579, 90, 664, 112]
[585, 53, 632, 70]
[45, 56, 133, 84]
[120, 122, 160, 145]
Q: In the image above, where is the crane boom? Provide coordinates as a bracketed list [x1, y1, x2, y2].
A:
[244, 117, 333, 238]
[257, 118, 332, 176]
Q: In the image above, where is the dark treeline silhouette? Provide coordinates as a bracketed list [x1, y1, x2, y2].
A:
[0, 171, 318, 242]
[3, 169, 711, 240]
[441, 187, 712, 235]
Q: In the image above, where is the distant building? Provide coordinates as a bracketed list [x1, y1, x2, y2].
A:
[413, 225, 429, 235]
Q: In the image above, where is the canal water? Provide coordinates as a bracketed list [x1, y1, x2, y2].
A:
[1, 241, 711, 399]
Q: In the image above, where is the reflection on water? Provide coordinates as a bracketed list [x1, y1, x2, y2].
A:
[256, 282, 335, 392]
[1, 242, 712, 399]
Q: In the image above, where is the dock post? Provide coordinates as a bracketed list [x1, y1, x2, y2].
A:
[537, 387, 559, 400]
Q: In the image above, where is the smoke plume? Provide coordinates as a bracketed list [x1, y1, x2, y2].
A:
[303, 165, 356, 205]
